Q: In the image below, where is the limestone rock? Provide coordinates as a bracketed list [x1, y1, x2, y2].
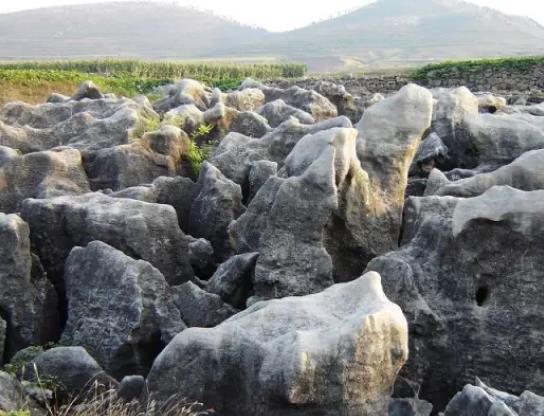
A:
[71, 81, 104, 101]
[84, 125, 191, 191]
[435, 149, 544, 197]
[147, 272, 408, 416]
[0, 94, 158, 153]
[188, 162, 245, 262]
[187, 237, 216, 279]
[389, 398, 433, 416]
[0, 147, 90, 212]
[257, 99, 315, 127]
[0, 371, 26, 412]
[62, 241, 185, 378]
[170, 281, 238, 328]
[247, 160, 278, 201]
[211, 116, 352, 191]
[20, 193, 194, 290]
[22, 346, 117, 399]
[0, 318, 5, 364]
[367, 186, 544, 409]
[153, 79, 211, 113]
[206, 252, 259, 308]
[0, 213, 59, 359]
[229, 111, 272, 138]
[444, 380, 544, 416]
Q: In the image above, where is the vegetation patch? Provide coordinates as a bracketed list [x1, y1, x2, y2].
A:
[0, 59, 307, 105]
[412, 56, 544, 80]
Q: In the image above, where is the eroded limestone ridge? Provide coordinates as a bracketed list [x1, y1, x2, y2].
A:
[0, 78, 544, 416]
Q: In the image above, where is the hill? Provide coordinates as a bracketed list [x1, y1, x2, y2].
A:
[1, 0, 544, 71]
[0, 2, 268, 60]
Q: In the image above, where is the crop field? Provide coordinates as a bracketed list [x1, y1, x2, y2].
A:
[0, 59, 307, 106]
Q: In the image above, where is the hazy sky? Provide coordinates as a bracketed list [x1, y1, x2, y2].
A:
[1, 0, 543, 32]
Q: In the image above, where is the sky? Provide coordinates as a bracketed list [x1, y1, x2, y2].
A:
[0, 0, 543, 32]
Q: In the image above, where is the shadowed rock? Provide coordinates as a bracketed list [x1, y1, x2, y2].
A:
[0, 213, 59, 359]
[61, 241, 185, 378]
[367, 186, 544, 410]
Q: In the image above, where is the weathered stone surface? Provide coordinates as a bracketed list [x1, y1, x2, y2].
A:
[62, 241, 185, 378]
[188, 162, 245, 262]
[229, 110, 272, 138]
[444, 380, 544, 416]
[107, 175, 198, 232]
[206, 252, 258, 308]
[389, 398, 433, 416]
[211, 116, 352, 195]
[0, 148, 90, 212]
[153, 79, 211, 113]
[147, 272, 408, 416]
[22, 346, 117, 399]
[215, 87, 266, 112]
[170, 281, 238, 328]
[0, 94, 158, 153]
[248, 160, 278, 201]
[0, 371, 25, 412]
[20, 193, 194, 289]
[434, 149, 544, 197]
[367, 186, 544, 410]
[0, 213, 59, 359]
[257, 99, 315, 127]
[84, 125, 190, 191]
[410, 132, 449, 176]
[0, 318, 5, 364]
[187, 237, 216, 279]
[116, 375, 145, 403]
[71, 80, 105, 101]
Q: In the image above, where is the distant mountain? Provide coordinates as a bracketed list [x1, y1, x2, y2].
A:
[1, 0, 544, 72]
[0, 2, 268, 59]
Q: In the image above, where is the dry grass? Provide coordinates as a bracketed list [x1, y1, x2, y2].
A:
[0, 79, 80, 106]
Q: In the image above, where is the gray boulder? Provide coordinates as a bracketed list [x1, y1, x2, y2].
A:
[170, 281, 238, 328]
[211, 116, 352, 190]
[206, 252, 259, 308]
[187, 237, 216, 279]
[248, 160, 278, 200]
[410, 132, 449, 176]
[153, 79, 211, 113]
[61, 241, 185, 378]
[147, 272, 408, 416]
[366, 186, 544, 410]
[0, 147, 90, 213]
[0, 213, 59, 359]
[71, 81, 105, 101]
[257, 99, 315, 127]
[20, 192, 194, 289]
[84, 125, 191, 191]
[229, 110, 272, 138]
[22, 346, 117, 399]
[444, 380, 544, 416]
[0, 94, 158, 154]
[0, 371, 26, 412]
[116, 375, 146, 403]
[188, 162, 245, 262]
[356, 84, 433, 254]
[435, 149, 544, 197]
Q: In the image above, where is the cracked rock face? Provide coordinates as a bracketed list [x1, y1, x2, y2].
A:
[20, 192, 194, 292]
[0, 147, 90, 213]
[147, 272, 408, 416]
[61, 241, 185, 379]
[367, 186, 544, 410]
[0, 213, 59, 360]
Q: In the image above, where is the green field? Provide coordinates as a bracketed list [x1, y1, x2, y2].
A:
[0, 59, 307, 105]
[412, 56, 544, 80]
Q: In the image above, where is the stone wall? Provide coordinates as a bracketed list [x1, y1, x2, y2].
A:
[267, 63, 544, 96]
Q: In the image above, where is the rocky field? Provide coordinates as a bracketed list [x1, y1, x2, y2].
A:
[0, 76, 543, 416]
